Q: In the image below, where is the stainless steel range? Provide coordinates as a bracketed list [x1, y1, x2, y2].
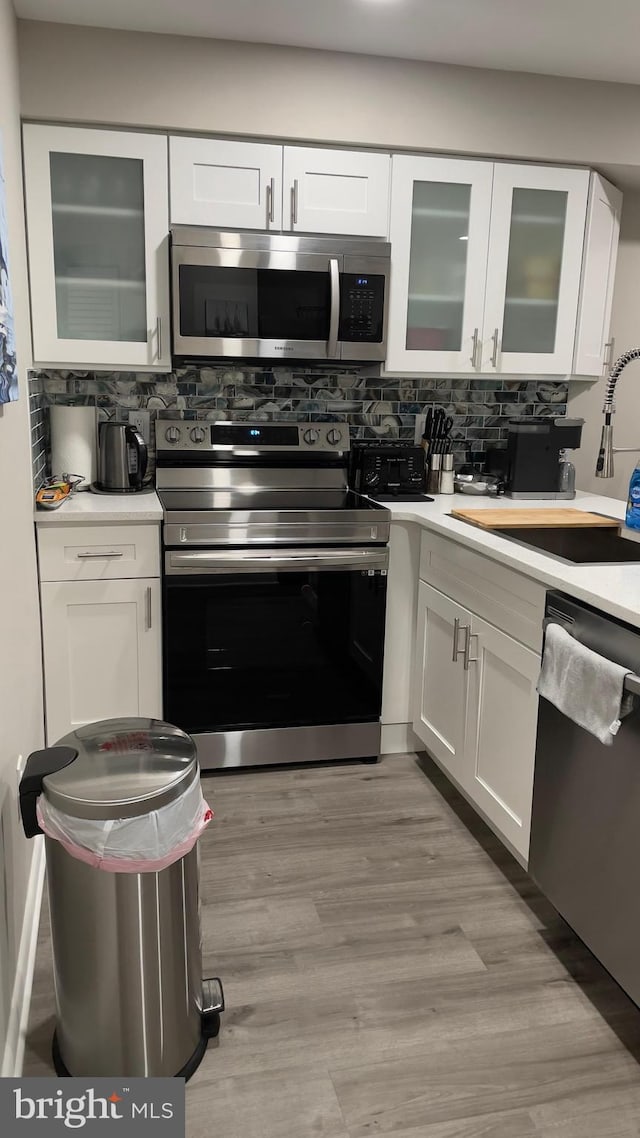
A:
[157, 418, 390, 769]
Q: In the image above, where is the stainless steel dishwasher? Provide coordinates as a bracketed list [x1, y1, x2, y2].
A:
[529, 590, 640, 1007]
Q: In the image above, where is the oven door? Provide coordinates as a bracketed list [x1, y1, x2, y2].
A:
[172, 245, 341, 360]
[163, 547, 388, 735]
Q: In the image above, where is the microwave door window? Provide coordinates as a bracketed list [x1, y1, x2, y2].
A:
[257, 270, 330, 342]
[179, 265, 258, 338]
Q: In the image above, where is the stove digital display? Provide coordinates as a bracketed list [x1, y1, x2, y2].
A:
[210, 424, 300, 446]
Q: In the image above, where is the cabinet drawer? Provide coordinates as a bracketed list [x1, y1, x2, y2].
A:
[419, 530, 545, 651]
[38, 524, 160, 582]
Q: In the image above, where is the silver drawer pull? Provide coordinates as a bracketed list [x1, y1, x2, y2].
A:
[491, 327, 500, 368]
[145, 585, 152, 630]
[76, 550, 124, 559]
[452, 617, 467, 662]
[463, 626, 479, 670]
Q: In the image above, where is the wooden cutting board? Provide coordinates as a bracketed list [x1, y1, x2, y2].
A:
[450, 507, 619, 529]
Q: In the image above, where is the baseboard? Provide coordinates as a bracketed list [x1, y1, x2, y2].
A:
[381, 722, 421, 755]
[1, 837, 45, 1077]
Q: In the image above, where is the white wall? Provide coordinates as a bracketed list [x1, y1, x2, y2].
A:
[570, 192, 640, 499]
[0, 0, 45, 1073]
[16, 21, 640, 171]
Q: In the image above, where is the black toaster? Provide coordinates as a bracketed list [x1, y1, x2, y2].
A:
[349, 440, 429, 500]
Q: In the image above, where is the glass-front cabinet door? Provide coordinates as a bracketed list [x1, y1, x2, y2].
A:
[482, 165, 590, 375]
[23, 125, 171, 369]
[387, 155, 494, 372]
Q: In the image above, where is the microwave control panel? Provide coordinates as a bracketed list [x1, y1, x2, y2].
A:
[339, 274, 385, 343]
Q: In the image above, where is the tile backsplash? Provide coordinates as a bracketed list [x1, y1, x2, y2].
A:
[29, 365, 568, 486]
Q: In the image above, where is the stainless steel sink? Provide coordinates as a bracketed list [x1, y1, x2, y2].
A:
[492, 524, 640, 565]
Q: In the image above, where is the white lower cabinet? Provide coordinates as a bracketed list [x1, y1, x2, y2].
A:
[413, 578, 539, 862]
[413, 582, 470, 786]
[40, 577, 162, 744]
[464, 612, 540, 860]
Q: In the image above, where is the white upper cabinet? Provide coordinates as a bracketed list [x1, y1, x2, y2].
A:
[573, 173, 623, 377]
[283, 146, 390, 237]
[387, 155, 494, 373]
[482, 164, 590, 375]
[23, 125, 171, 370]
[170, 139, 390, 237]
[170, 136, 283, 230]
[387, 157, 606, 377]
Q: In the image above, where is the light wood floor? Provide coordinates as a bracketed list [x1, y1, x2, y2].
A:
[24, 753, 640, 1136]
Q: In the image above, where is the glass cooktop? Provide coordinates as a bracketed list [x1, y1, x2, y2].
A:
[158, 489, 388, 513]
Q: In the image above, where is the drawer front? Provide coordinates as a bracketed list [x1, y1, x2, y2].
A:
[419, 530, 545, 651]
[38, 524, 160, 582]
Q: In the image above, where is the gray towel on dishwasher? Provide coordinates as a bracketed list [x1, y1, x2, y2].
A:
[537, 622, 635, 746]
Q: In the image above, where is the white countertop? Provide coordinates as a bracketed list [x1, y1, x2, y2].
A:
[385, 491, 640, 630]
[34, 488, 163, 525]
[33, 484, 640, 628]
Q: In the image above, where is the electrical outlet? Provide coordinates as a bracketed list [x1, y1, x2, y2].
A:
[129, 410, 150, 443]
[16, 754, 26, 819]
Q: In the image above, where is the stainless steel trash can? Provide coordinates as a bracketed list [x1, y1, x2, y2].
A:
[19, 717, 223, 1079]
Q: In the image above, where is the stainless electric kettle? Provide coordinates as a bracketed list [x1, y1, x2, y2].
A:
[95, 421, 148, 493]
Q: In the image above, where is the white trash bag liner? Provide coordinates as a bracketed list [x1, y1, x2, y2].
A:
[37, 775, 213, 873]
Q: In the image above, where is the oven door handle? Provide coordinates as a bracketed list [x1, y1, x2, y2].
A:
[166, 548, 388, 574]
[327, 258, 340, 359]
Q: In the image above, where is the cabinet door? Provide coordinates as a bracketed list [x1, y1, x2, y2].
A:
[386, 155, 493, 373]
[284, 147, 390, 237]
[464, 614, 540, 861]
[169, 136, 283, 230]
[41, 578, 162, 744]
[24, 125, 170, 369]
[573, 173, 622, 378]
[482, 164, 589, 375]
[412, 581, 471, 784]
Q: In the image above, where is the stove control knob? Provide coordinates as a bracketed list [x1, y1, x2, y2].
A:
[326, 428, 342, 446]
[190, 426, 206, 444]
[165, 426, 181, 444]
[303, 429, 319, 445]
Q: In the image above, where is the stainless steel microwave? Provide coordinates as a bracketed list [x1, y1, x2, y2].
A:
[170, 228, 390, 362]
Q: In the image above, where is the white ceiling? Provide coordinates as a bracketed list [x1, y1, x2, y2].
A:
[13, 0, 640, 86]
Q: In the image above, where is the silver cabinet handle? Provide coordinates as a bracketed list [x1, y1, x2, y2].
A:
[463, 626, 479, 670]
[156, 315, 162, 362]
[491, 327, 500, 368]
[76, 550, 124, 559]
[470, 328, 480, 369]
[603, 337, 615, 374]
[452, 617, 467, 663]
[291, 179, 299, 226]
[266, 178, 275, 226]
[327, 258, 340, 359]
[145, 585, 152, 630]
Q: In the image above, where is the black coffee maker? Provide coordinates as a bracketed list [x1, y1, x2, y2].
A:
[496, 417, 584, 499]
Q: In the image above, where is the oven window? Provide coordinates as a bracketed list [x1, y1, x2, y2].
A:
[163, 569, 386, 733]
[178, 265, 330, 341]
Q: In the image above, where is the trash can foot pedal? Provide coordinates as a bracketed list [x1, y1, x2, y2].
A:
[202, 977, 224, 1039]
